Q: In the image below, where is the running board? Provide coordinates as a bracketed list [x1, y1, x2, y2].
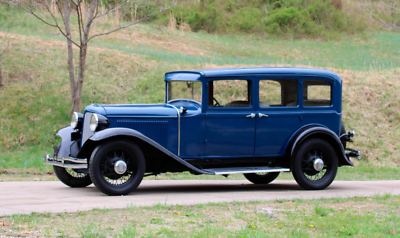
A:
[203, 166, 290, 175]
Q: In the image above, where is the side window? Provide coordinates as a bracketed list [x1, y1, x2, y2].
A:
[208, 80, 251, 107]
[259, 79, 298, 107]
[303, 80, 332, 107]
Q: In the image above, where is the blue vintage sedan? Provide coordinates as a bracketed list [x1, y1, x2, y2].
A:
[45, 67, 360, 195]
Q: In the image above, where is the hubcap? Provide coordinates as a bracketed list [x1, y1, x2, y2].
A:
[114, 160, 127, 175]
[313, 158, 324, 172]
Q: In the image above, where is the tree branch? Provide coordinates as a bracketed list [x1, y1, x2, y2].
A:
[76, 3, 84, 44]
[0, 39, 10, 58]
[88, 0, 176, 42]
[363, 0, 400, 31]
[91, 0, 131, 26]
[2, 0, 82, 47]
[3, 0, 58, 28]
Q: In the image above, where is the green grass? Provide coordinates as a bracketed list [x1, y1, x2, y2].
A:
[1, 195, 399, 237]
[0, 6, 399, 175]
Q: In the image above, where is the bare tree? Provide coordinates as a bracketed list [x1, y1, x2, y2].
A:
[2, 0, 175, 112]
[362, 0, 400, 31]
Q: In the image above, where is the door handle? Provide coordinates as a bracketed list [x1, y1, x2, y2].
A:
[246, 113, 256, 118]
[258, 113, 268, 118]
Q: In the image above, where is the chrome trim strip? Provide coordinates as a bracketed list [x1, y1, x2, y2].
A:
[204, 167, 290, 175]
[44, 154, 88, 169]
[165, 104, 181, 156]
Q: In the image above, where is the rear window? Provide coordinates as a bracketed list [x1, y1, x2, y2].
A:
[303, 80, 331, 107]
[259, 79, 298, 107]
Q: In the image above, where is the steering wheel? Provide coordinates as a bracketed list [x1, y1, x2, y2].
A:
[213, 97, 221, 107]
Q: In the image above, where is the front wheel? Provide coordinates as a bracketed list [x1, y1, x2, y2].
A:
[53, 166, 92, 187]
[292, 138, 338, 190]
[244, 172, 280, 184]
[89, 140, 146, 196]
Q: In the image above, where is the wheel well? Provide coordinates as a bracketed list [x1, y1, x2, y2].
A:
[78, 136, 189, 174]
[290, 133, 348, 167]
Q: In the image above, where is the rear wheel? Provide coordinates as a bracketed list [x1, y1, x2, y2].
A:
[53, 166, 92, 188]
[292, 138, 338, 190]
[244, 172, 280, 184]
[89, 140, 146, 196]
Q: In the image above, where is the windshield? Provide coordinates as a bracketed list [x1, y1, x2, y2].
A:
[167, 81, 202, 103]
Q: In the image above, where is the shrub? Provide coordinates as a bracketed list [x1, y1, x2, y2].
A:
[156, 0, 366, 39]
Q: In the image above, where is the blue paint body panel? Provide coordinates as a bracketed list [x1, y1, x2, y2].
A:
[80, 67, 346, 163]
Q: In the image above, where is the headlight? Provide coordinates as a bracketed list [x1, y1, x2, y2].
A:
[89, 113, 109, 132]
[90, 113, 99, 132]
[70, 112, 83, 129]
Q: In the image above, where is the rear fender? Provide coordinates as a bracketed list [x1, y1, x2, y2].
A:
[290, 127, 354, 167]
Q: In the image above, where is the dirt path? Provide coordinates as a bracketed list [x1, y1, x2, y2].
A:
[1, 180, 399, 216]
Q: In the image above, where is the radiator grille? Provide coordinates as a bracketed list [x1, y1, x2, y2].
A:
[81, 112, 94, 146]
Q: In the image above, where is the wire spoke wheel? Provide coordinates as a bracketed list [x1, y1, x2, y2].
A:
[66, 168, 89, 179]
[302, 150, 327, 181]
[53, 166, 92, 188]
[89, 140, 145, 195]
[100, 149, 136, 186]
[292, 138, 338, 190]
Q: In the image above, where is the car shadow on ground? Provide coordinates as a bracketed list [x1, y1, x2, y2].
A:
[128, 182, 343, 195]
[78, 181, 344, 196]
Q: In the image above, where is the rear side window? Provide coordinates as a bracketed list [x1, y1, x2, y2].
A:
[303, 80, 332, 107]
[259, 79, 298, 107]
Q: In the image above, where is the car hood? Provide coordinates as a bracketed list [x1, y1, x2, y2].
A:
[84, 104, 178, 119]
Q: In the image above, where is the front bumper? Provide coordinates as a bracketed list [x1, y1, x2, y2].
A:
[44, 154, 88, 169]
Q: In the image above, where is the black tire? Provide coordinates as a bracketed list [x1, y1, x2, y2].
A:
[53, 166, 92, 188]
[89, 140, 145, 196]
[244, 172, 280, 184]
[292, 138, 338, 190]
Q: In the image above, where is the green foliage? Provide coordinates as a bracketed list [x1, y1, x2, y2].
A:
[264, 0, 363, 39]
[160, 0, 366, 39]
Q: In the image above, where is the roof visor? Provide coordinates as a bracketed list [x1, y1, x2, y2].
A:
[165, 72, 202, 81]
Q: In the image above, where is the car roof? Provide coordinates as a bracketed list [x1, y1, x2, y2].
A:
[165, 67, 341, 82]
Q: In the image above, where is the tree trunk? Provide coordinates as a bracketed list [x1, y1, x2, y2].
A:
[73, 42, 88, 113]
[70, 0, 97, 113]
[62, 0, 78, 114]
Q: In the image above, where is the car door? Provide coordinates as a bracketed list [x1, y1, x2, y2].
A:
[204, 79, 256, 157]
[255, 78, 302, 156]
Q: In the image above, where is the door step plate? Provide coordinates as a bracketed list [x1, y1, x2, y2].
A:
[203, 166, 290, 175]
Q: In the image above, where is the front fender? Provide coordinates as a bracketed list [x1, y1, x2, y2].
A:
[81, 128, 212, 175]
[55, 126, 78, 158]
[291, 126, 354, 167]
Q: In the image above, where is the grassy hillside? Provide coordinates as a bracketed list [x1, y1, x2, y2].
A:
[0, 5, 399, 176]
